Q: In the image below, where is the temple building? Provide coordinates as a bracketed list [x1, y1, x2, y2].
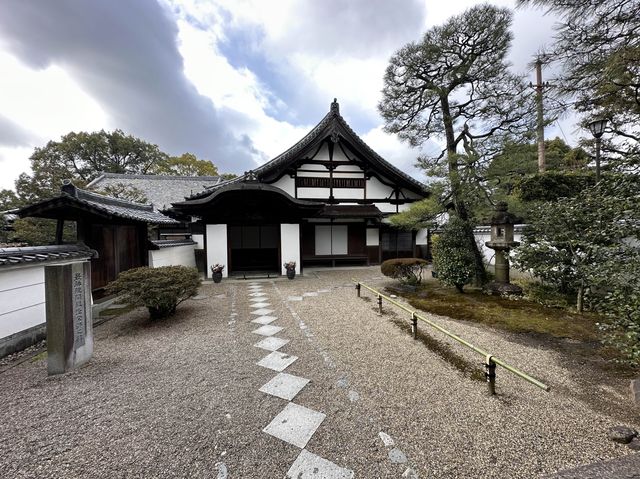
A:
[172, 100, 430, 278]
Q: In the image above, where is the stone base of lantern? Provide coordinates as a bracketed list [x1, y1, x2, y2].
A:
[483, 281, 523, 296]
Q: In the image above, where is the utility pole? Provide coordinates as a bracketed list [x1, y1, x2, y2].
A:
[535, 58, 545, 173]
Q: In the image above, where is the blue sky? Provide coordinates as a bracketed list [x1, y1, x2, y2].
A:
[0, 0, 575, 190]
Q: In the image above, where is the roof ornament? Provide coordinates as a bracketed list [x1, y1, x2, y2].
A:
[244, 170, 258, 182]
[330, 130, 340, 144]
[60, 179, 77, 197]
[330, 98, 339, 114]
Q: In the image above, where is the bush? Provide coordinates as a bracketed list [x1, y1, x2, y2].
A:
[515, 171, 594, 202]
[381, 258, 428, 285]
[431, 216, 476, 293]
[107, 266, 201, 320]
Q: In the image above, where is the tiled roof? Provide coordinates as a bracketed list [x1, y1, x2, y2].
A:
[149, 239, 197, 249]
[70, 185, 178, 224]
[184, 100, 428, 202]
[17, 182, 179, 225]
[87, 173, 222, 210]
[0, 244, 97, 268]
[319, 205, 383, 218]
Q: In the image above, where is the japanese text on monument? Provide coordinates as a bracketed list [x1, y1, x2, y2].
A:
[72, 271, 86, 349]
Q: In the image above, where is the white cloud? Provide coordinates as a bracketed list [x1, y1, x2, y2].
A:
[0, 52, 110, 189]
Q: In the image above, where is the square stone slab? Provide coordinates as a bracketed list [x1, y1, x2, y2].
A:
[263, 402, 325, 448]
[303, 292, 318, 297]
[251, 308, 274, 316]
[248, 287, 263, 291]
[286, 450, 354, 479]
[257, 351, 298, 372]
[254, 337, 289, 352]
[251, 315, 278, 325]
[249, 297, 266, 303]
[259, 373, 310, 401]
[252, 325, 284, 336]
[317, 289, 330, 293]
[250, 302, 271, 308]
[287, 296, 303, 301]
[249, 292, 266, 297]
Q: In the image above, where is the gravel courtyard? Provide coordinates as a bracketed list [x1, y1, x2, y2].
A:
[1, 267, 638, 478]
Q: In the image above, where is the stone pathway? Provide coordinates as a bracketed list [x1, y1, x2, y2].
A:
[247, 281, 355, 478]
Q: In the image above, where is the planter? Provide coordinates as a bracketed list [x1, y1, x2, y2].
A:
[286, 269, 296, 280]
[212, 271, 223, 283]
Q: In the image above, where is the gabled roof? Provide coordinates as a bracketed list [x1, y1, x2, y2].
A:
[183, 99, 427, 201]
[87, 172, 222, 211]
[18, 182, 178, 225]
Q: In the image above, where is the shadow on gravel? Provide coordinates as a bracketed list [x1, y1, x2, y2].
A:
[113, 304, 199, 338]
[386, 310, 485, 382]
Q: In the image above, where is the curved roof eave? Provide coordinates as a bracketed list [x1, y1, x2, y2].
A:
[172, 182, 324, 209]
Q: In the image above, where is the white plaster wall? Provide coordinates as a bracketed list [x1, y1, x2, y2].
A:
[366, 228, 380, 246]
[206, 224, 228, 278]
[298, 187, 330, 198]
[280, 224, 300, 275]
[298, 163, 325, 171]
[149, 245, 196, 268]
[397, 203, 411, 212]
[315, 225, 332, 255]
[271, 175, 295, 197]
[0, 266, 45, 339]
[334, 165, 362, 172]
[313, 144, 330, 162]
[366, 176, 394, 199]
[416, 228, 429, 246]
[297, 171, 328, 178]
[401, 188, 424, 200]
[473, 228, 524, 265]
[333, 188, 364, 199]
[375, 202, 398, 213]
[192, 234, 204, 249]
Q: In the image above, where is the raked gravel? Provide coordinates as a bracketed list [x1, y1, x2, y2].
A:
[0, 267, 638, 478]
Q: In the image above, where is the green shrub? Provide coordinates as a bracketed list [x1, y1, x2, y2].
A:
[432, 217, 476, 293]
[107, 266, 201, 320]
[381, 257, 428, 285]
[515, 171, 594, 202]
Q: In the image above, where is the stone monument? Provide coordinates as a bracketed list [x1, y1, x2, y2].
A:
[45, 259, 94, 375]
[484, 202, 523, 295]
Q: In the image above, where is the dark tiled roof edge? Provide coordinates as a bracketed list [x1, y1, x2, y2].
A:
[0, 244, 97, 268]
[149, 239, 197, 249]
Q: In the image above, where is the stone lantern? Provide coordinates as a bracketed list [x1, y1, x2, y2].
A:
[484, 202, 522, 295]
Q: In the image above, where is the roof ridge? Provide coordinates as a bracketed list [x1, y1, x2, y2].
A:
[95, 172, 221, 181]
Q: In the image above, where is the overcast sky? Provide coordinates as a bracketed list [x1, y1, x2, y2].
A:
[0, 0, 576, 191]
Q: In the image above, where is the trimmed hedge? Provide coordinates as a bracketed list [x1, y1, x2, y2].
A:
[381, 258, 428, 285]
[107, 266, 201, 320]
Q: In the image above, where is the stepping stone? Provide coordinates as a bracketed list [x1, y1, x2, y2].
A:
[287, 296, 303, 301]
[257, 351, 298, 372]
[251, 308, 274, 316]
[317, 289, 330, 293]
[249, 292, 266, 297]
[259, 373, 310, 401]
[248, 286, 263, 291]
[252, 325, 283, 336]
[263, 402, 325, 448]
[250, 302, 271, 308]
[254, 337, 289, 352]
[250, 297, 266, 303]
[303, 292, 318, 297]
[251, 315, 278, 325]
[286, 450, 354, 479]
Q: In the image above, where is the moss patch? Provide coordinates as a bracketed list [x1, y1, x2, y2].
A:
[390, 279, 599, 342]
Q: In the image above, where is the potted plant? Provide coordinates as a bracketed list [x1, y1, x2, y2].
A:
[283, 261, 296, 280]
[210, 264, 224, 283]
